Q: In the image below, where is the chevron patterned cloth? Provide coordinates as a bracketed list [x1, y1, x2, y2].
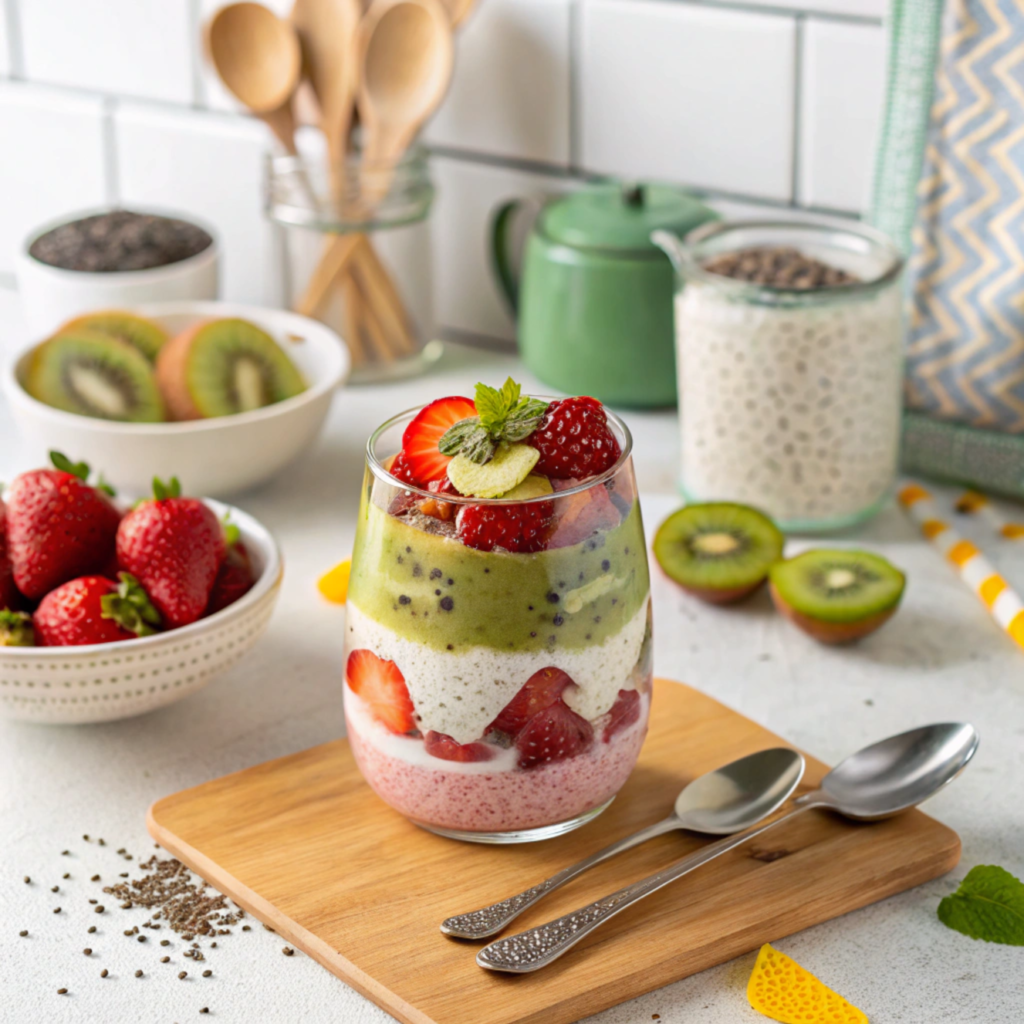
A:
[907, 0, 1024, 434]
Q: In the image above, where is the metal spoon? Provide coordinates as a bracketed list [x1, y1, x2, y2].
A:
[476, 722, 979, 973]
[441, 747, 805, 940]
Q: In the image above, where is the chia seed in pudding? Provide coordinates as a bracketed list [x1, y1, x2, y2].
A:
[676, 243, 904, 527]
[29, 210, 212, 273]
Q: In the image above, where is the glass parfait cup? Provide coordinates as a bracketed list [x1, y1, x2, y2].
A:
[343, 404, 653, 843]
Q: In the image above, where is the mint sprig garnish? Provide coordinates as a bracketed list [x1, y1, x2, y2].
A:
[438, 379, 548, 466]
[937, 865, 1024, 945]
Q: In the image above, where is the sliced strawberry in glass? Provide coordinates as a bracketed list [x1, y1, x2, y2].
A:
[602, 688, 641, 742]
[401, 396, 477, 486]
[455, 501, 553, 553]
[345, 649, 416, 734]
[424, 731, 495, 762]
[515, 700, 594, 769]
[547, 484, 621, 550]
[489, 667, 575, 737]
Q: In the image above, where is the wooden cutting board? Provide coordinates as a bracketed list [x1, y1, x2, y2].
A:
[148, 679, 960, 1024]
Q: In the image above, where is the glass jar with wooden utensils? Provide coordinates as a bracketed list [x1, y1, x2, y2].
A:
[266, 147, 439, 381]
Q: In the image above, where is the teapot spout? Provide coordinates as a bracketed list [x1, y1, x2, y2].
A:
[651, 230, 686, 272]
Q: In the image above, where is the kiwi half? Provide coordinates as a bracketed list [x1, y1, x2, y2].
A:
[653, 502, 784, 603]
[156, 318, 306, 420]
[61, 310, 168, 362]
[26, 331, 165, 422]
[769, 549, 905, 644]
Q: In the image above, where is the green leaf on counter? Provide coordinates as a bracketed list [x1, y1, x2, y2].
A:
[937, 865, 1024, 945]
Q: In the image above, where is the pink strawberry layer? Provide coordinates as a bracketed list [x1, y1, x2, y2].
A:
[345, 698, 649, 834]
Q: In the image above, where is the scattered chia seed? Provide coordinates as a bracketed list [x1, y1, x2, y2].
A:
[179, 971, 188, 980]
[57, 988, 67, 995]
[19, 930, 28, 937]
[89, 900, 97, 905]
[242, 925, 251, 932]
[161, 956, 170, 963]
[62, 873, 70, 880]
[88, 927, 96, 934]
[62, 850, 69, 856]
[200, 1009, 209, 1015]
[98, 839, 105, 846]
[161, 940, 170, 946]
[51, 886, 59, 892]
[137, 935, 147, 942]
[23, 876, 30, 884]
[95, 906, 105, 913]
[91, 875, 100, 882]
[53, 908, 61, 914]
[135, 970, 143, 978]
[83, 835, 89, 841]
[282, 947, 294, 956]
[100, 969, 108, 978]
[203, 970, 212, 977]
[83, 948, 92, 955]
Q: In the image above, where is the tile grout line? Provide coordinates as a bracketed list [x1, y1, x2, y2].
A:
[2, 0, 24, 78]
[102, 97, 120, 207]
[568, 0, 582, 175]
[790, 11, 805, 206]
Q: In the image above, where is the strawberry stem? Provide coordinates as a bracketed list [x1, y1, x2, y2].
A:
[100, 574, 161, 638]
[49, 451, 90, 482]
[0, 610, 33, 647]
[152, 476, 182, 501]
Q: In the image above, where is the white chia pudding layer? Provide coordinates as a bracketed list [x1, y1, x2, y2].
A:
[676, 282, 904, 525]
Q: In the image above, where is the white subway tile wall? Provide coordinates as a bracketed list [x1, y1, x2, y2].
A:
[0, 83, 107, 275]
[0, 0, 887, 343]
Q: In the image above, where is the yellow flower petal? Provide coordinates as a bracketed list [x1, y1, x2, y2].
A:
[318, 560, 351, 604]
[747, 944, 868, 1024]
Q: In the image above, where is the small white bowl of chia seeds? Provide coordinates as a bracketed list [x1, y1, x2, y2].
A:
[16, 208, 220, 338]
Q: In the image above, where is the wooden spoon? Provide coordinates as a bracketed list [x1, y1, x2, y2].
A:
[206, 3, 303, 154]
[441, 0, 477, 29]
[357, 0, 454, 203]
[291, 0, 361, 185]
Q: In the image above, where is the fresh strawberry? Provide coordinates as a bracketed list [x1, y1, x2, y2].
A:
[489, 667, 576, 737]
[0, 498, 24, 612]
[456, 501, 553, 553]
[401, 396, 477, 486]
[205, 541, 255, 616]
[515, 701, 593, 769]
[529, 396, 621, 479]
[387, 451, 419, 487]
[424, 730, 494, 762]
[0, 610, 33, 646]
[7, 452, 121, 600]
[34, 573, 160, 647]
[116, 477, 225, 629]
[345, 649, 416, 734]
[602, 689, 641, 742]
[546, 484, 622, 549]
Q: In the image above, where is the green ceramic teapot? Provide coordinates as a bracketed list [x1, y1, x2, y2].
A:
[491, 181, 717, 408]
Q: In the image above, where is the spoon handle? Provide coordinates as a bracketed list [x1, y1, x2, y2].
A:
[476, 800, 821, 973]
[440, 816, 680, 940]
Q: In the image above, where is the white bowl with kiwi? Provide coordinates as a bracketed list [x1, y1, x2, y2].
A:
[3, 301, 350, 497]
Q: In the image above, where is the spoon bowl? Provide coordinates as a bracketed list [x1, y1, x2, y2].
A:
[673, 747, 804, 834]
[813, 722, 979, 820]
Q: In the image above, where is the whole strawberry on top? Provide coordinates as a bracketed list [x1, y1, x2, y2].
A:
[117, 477, 226, 628]
[35, 573, 160, 647]
[6, 451, 121, 600]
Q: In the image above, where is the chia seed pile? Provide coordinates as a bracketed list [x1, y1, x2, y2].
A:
[29, 210, 213, 273]
[17, 834, 298, 1012]
[676, 244, 903, 526]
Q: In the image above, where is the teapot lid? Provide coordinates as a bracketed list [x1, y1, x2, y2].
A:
[540, 182, 717, 253]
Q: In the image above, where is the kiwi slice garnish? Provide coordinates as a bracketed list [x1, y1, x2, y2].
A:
[653, 502, 784, 603]
[60, 310, 168, 363]
[156, 318, 306, 420]
[26, 330, 165, 422]
[769, 549, 905, 644]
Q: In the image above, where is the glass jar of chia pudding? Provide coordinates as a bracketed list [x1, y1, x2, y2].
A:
[653, 219, 905, 531]
[344, 404, 652, 843]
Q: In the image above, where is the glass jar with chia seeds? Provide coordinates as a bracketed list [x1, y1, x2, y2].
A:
[653, 219, 905, 531]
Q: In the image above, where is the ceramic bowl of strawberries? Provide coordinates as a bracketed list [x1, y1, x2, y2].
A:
[0, 452, 282, 724]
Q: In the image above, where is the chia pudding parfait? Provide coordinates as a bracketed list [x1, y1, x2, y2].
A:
[344, 381, 652, 842]
[654, 219, 905, 531]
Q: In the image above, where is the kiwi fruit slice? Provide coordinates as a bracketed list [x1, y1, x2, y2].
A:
[156, 318, 306, 420]
[26, 331, 165, 422]
[61, 310, 168, 362]
[770, 549, 905, 644]
[653, 502, 784, 603]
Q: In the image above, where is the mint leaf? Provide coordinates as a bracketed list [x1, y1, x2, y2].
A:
[440, 380, 548, 465]
[937, 865, 1024, 945]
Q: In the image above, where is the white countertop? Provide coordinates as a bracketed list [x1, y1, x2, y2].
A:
[1, 339, 1022, 1024]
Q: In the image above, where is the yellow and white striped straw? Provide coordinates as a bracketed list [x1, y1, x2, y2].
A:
[899, 483, 1024, 652]
[954, 489, 1024, 540]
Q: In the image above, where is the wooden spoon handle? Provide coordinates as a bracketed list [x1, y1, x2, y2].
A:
[349, 238, 418, 355]
[294, 233, 361, 318]
[340, 271, 367, 366]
